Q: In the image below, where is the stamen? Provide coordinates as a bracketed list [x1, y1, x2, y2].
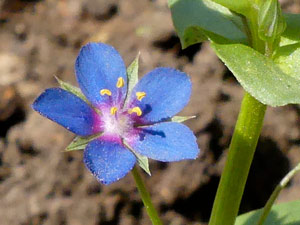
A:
[116, 77, 125, 88]
[100, 89, 112, 96]
[136, 92, 146, 101]
[128, 107, 142, 116]
[110, 107, 118, 115]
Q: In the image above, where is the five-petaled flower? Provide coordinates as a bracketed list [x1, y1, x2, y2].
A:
[32, 43, 199, 185]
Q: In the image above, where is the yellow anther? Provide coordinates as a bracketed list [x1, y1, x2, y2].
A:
[116, 77, 125, 88]
[136, 92, 146, 101]
[110, 107, 118, 115]
[128, 107, 142, 116]
[100, 89, 112, 96]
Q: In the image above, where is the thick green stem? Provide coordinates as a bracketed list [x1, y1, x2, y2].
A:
[131, 167, 163, 225]
[208, 7, 268, 224]
[208, 92, 266, 225]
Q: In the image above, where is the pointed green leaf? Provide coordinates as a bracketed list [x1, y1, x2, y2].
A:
[235, 201, 300, 225]
[169, 0, 247, 48]
[258, 0, 286, 43]
[274, 43, 300, 79]
[171, 115, 196, 123]
[123, 141, 151, 175]
[135, 152, 151, 176]
[65, 133, 102, 151]
[280, 37, 299, 47]
[55, 76, 88, 103]
[210, 0, 252, 17]
[212, 42, 300, 106]
[124, 53, 139, 106]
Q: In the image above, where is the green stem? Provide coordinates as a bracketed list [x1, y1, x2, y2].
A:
[208, 8, 268, 224]
[257, 162, 300, 225]
[131, 166, 163, 225]
[208, 92, 266, 225]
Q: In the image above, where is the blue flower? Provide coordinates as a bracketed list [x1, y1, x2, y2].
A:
[32, 43, 199, 185]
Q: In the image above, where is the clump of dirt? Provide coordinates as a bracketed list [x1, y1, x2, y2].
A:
[0, 0, 300, 224]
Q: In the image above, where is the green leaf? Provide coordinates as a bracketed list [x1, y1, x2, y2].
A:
[169, 0, 247, 48]
[171, 115, 196, 123]
[282, 13, 300, 44]
[55, 76, 88, 103]
[123, 141, 151, 175]
[65, 133, 102, 151]
[280, 36, 299, 47]
[257, 0, 286, 43]
[211, 42, 300, 106]
[274, 43, 300, 79]
[210, 0, 252, 17]
[135, 152, 151, 176]
[124, 53, 139, 106]
[235, 200, 300, 225]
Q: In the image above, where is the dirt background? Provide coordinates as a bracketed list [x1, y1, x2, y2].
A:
[1, 0, 300, 225]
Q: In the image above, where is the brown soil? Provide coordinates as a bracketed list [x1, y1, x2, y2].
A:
[0, 0, 300, 225]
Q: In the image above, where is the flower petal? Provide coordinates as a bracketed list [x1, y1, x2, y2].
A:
[84, 139, 136, 185]
[129, 67, 191, 123]
[32, 88, 100, 136]
[128, 122, 199, 162]
[75, 43, 127, 107]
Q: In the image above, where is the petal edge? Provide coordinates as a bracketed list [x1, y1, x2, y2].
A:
[75, 43, 127, 107]
[128, 122, 199, 162]
[129, 67, 192, 123]
[84, 139, 136, 185]
[32, 88, 99, 136]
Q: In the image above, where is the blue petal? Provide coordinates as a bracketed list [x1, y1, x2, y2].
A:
[129, 122, 199, 162]
[75, 43, 127, 107]
[84, 139, 136, 185]
[32, 88, 99, 136]
[130, 67, 191, 123]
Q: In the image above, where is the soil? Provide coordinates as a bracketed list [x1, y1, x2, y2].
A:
[0, 0, 300, 225]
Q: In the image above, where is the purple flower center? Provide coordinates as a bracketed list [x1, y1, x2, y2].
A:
[98, 77, 145, 140]
[102, 108, 133, 137]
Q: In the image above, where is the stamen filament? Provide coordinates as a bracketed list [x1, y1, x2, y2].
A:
[116, 77, 125, 88]
[100, 89, 112, 96]
[128, 107, 142, 116]
[136, 92, 146, 101]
